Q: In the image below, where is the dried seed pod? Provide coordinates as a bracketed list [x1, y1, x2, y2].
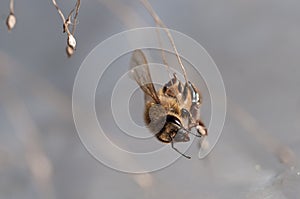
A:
[66, 45, 75, 57]
[6, 13, 16, 31]
[67, 34, 76, 50]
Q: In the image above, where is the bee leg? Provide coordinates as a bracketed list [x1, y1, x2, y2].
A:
[188, 119, 207, 137]
[172, 72, 178, 80]
[188, 130, 202, 138]
[195, 119, 207, 136]
[181, 110, 203, 138]
[170, 138, 191, 159]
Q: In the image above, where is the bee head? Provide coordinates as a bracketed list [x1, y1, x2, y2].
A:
[165, 115, 190, 142]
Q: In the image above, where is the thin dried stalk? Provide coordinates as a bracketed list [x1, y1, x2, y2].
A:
[52, 0, 80, 56]
[9, 0, 14, 14]
[154, 27, 177, 82]
[155, 28, 169, 67]
[52, 0, 72, 35]
[71, 0, 81, 34]
[52, 0, 66, 29]
[65, 0, 81, 34]
[140, 0, 189, 83]
[100, 0, 169, 75]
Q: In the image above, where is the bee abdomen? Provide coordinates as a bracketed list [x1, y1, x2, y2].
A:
[144, 103, 167, 134]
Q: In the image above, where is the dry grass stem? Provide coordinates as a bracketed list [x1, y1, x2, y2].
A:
[140, 0, 188, 83]
[52, 0, 81, 56]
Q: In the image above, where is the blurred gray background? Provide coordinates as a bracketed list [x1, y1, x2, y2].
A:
[0, 0, 300, 199]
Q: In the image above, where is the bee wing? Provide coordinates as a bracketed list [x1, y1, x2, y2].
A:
[129, 50, 160, 103]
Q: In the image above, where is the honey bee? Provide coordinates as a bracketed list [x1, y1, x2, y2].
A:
[130, 49, 207, 159]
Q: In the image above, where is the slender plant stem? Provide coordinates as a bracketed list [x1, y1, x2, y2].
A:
[140, 0, 188, 83]
[9, 0, 14, 14]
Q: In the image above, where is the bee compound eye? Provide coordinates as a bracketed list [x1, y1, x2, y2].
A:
[166, 115, 182, 127]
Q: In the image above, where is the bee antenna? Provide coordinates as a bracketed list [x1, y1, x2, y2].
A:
[181, 127, 201, 138]
[170, 140, 191, 159]
[189, 131, 202, 138]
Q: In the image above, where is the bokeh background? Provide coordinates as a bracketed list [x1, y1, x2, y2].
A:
[0, 0, 300, 198]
